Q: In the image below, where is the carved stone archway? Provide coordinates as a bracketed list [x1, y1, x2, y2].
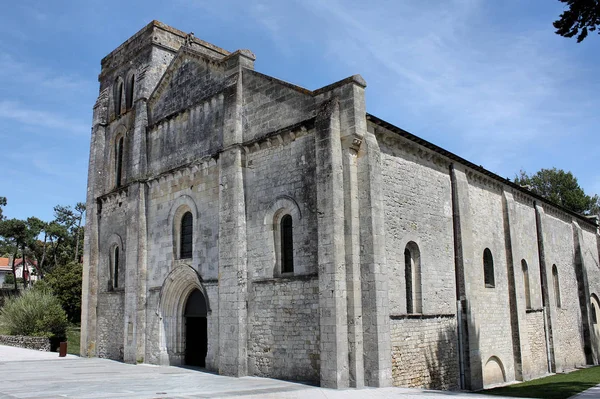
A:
[157, 264, 210, 365]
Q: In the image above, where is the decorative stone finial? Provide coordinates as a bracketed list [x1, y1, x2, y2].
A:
[184, 32, 195, 47]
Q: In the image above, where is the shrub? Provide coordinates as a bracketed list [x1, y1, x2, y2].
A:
[4, 273, 14, 284]
[0, 287, 68, 340]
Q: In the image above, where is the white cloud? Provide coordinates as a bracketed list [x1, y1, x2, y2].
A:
[0, 101, 89, 135]
[292, 0, 597, 173]
[0, 52, 93, 93]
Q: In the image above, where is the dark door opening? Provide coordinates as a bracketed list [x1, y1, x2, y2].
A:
[184, 289, 208, 367]
[185, 316, 207, 367]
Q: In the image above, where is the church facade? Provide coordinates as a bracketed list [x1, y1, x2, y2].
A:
[81, 20, 600, 391]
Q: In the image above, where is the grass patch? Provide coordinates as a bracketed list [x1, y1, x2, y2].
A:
[66, 324, 80, 356]
[482, 366, 600, 399]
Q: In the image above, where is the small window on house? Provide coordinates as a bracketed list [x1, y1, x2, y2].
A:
[115, 79, 123, 116]
[113, 246, 120, 289]
[115, 137, 124, 188]
[180, 212, 193, 259]
[552, 265, 561, 308]
[281, 214, 293, 273]
[483, 248, 495, 288]
[522, 259, 531, 309]
[404, 241, 422, 314]
[126, 74, 135, 109]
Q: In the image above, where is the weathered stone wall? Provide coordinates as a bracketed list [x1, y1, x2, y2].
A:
[242, 70, 315, 142]
[378, 136, 455, 316]
[248, 276, 320, 383]
[390, 316, 459, 389]
[146, 163, 220, 286]
[465, 176, 516, 384]
[146, 93, 225, 177]
[540, 211, 586, 371]
[525, 310, 548, 377]
[96, 291, 125, 360]
[0, 335, 51, 351]
[245, 131, 318, 279]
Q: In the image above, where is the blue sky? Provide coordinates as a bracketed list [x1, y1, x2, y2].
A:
[1, 0, 599, 222]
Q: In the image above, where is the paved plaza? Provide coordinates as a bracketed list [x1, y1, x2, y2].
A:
[0, 345, 531, 399]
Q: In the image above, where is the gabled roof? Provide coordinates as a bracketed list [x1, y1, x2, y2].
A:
[0, 257, 8, 267]
[14, 258, 37, 267]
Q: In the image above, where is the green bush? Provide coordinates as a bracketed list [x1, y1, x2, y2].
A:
[0, 287, 68, 340]
[3, 274, 24, 285]
[4, 273, 14, 284]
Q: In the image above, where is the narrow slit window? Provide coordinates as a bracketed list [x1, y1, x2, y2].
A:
[483, 248, 495, 288]
[126, 74, 135, 109]
[113, 246, 119, 289]
[552, 265, 561, 308]
[180, 212, 193, 259]
[522, 260, 531, 309]
[115, 137, 124, 188]
[281, 214, 293, 273]
[404, 242, 422, 314]
[115, 80, 123, 116]
[405, 248, 413, 314]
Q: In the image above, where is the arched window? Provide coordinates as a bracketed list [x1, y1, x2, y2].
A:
[591, 294, 600, 325]
[552, 265, 561, 308]
[404, 241, 422, 313]
[483, 248, 495, 288]
[115, 137, 124, 188]
[113, 246, 120, 289]
[126, 74, 135, 109]
[114, 79, 123, 116]
[281, 214, 294, 273]
[180, 212, 193, 259]
[522, 259, 531, 309]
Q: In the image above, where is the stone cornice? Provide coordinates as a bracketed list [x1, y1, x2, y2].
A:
[375, 127, 451, 170]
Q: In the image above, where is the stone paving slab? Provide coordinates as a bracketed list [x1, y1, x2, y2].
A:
[0, 345, 522, 399]
[569, 384, 600, 399]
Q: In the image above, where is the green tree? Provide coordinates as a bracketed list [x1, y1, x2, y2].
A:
[515, 168, 599, 215]
[554, 0, 600, 42]
[44, 262, 82, 323]
[0, 197, 6, 220]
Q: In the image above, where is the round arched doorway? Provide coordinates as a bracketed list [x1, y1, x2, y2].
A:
[184, 289, 208, 367]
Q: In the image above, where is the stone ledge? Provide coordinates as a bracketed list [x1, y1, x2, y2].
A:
[390, 313, 455, 320]
[0, 335, 51, 351]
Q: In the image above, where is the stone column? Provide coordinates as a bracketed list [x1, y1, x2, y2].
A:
[501, 190, 524, 381]
[315, 98, 350, 388]
[357, 126, 392, 387]
[81, 95, 107, 357]
[217, 146, 248, 376]
[573, 222, 593, 365]
[217, 66, 248, 377]
[342, 135, 364, 388]
[123, 96, 150, 364]
[450, 165, 481, 390]
[534, 204, 556, 373]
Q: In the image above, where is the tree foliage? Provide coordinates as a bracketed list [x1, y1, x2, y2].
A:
[515, 168, 599, 215]
[0, 197, 6, 220]
[554, 0, 600, 42]
[44, 262, 83, 323]
[0, 286, 68, 340]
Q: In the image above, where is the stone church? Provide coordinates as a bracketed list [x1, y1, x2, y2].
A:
[81, 20, 600, 391]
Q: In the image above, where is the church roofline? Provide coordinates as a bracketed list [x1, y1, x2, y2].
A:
[100, 20, 231, 72]
[244, 69, 366, 97]
[366, 113, 598, 228]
